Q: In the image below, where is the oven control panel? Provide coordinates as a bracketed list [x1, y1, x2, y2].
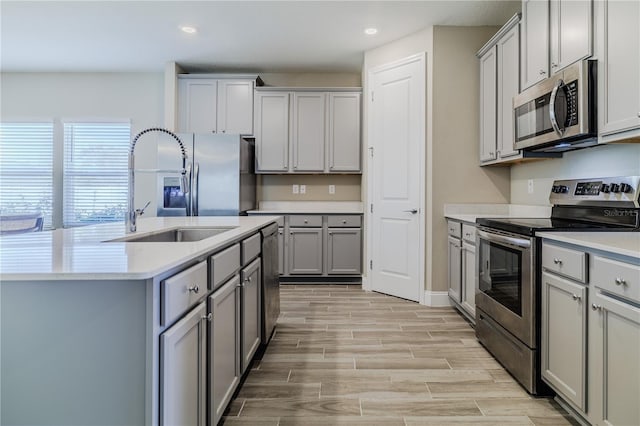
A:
[549, 176, 640, 207]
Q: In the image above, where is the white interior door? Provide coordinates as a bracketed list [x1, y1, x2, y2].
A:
[368, 54, 425, 302]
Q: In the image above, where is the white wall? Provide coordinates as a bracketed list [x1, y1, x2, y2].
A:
[1, 72, 165, 225]
[511, 143, 640, 205]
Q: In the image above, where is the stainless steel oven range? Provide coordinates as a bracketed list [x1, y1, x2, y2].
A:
[475, 175, 640, 395]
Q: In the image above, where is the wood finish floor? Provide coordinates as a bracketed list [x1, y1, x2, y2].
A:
[222, 285, 577, 425]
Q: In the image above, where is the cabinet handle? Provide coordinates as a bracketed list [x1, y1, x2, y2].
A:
[614, 277, 627, 286]
[465, 233, 471, 238]
[328, 231, 332, 235]
[201, 313, 212, 322]
[551, 62, 558, 68]
[244, 276, 252, 283]
[342, 220, 347, 224]
[188, 285, 200, 294]
[553, 258, 563, 265]
[221, 130, 225, 133]
[304, 220, 308, 223]
[637, 112, 640, 118]
[572, 294, 581, 301]
[539, 69, 546, 75]
[591, 304, 602, 311]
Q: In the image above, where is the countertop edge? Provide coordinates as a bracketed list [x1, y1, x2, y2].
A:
[538, 232, 640, 260]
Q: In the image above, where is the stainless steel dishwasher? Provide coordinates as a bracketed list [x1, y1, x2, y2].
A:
[261, 222, 280, 343]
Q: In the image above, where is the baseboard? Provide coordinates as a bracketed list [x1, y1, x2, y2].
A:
[361, 276, 371, 291]
[423, 290, 452, 307]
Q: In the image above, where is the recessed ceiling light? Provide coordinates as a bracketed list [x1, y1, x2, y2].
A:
[364, 28, 378, 35]
[180, 26, 197, 34]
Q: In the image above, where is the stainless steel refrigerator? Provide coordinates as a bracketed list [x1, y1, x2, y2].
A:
[156, 133, 256, 216]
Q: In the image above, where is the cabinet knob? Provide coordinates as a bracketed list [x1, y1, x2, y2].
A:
[572, 294, 581, 301]
[591, 304, 602, 311]
[551, 62, 558, 68]
[304, 220, 308, 223]
[553, 258, 563, 265]
[637, 112, 640, 118]
[328, 231, 332, 235]
[188, 285, 199, 294]
[614, 277, 627, 286]
[539, 69, 546, 75]
[342, 220, 347, 224]
[221, 130, 225, 133]
[212, 130, 216, 133]
[244, 276, 252, 283]
[201, 313, 212, 322]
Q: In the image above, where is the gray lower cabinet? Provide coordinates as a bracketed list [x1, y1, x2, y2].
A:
[209, 276, 241, 426]
[447, 235, 462, 303]
[541, 271, 587, 410]
[288, 227, 323, 274]
[241, 258, 262, 373]
[277, 227, 285, 274]
[326, 228, 362, 274]
[160, 302, 207, 426]
[461, 241, 476, 317]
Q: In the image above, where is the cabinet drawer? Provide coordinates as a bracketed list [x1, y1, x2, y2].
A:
[542, 242, 587, 283]
[210, 244, 241, 290]
[241, 233, 261, 265]
[447, 220, 462, 238]
[161, 260, 208, 326]
[462, 224, 476, 243]
[591, 255, 640, 304]
[327, 215, 361, 227]
[289, 215, 322, 227]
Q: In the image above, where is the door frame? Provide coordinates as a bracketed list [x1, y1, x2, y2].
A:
[364, 52, 427, 305]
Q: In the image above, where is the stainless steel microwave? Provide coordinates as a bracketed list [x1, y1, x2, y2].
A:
[513, 60, 597, 153]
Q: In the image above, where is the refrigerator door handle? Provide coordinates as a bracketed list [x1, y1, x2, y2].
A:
[193, 162, 200, 216]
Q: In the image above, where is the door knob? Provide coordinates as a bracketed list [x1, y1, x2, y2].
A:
[403, 209, 418, 214]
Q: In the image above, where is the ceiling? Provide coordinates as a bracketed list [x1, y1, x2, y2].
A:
[1, 1, 520, 73]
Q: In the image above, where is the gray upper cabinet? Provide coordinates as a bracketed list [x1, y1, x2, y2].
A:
[254, 92, 290, 172]
[478, 14, 532, 166]
[596, 0, 640, 142]
[521, 0, 550, 90]
[240, 258, 261, 373]
[549, 0, 592, 74]
[254, 88, 361, 174]
[328, 93, 361, 172]
[160, 302, 207, 426]
[178, 77, 256, 135]
[209, 276, 241, 426]
[292, 93, 326, 172]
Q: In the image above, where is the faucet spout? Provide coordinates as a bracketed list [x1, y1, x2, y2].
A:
[127, 128, 188, 233]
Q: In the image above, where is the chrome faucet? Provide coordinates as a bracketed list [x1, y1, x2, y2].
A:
[127, 128, 189, 233]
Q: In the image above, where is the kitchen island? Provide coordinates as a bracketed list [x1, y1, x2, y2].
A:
[0, 216, 279, 426]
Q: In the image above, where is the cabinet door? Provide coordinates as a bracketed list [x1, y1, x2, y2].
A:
[479, 47, 497, 163]
[461, 241, 476, 318]
[278, 227, 285, 275]
[160, 302, 206, 426]
[447, 236, 462, 303]
[521, 0, 550, 89]
[209, 276, 241, 426]
[541, 272, 587, 410]
[327, 228, 362, 275]
[288, 227, 323, 274]
[497, 24, 520, 159]
[292, 92, 326, 172]
[589, 291, 640, 426]
[550, 0, 593, 73]
[217, 80, 254, 135]
[598, 0, 640, 137]
[240, 258, 261, 373]
[328, 93, 361, 172]
[178, 78, 218, 133]
[254, 92, 290, 172]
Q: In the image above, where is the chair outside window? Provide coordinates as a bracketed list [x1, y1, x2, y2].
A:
[0, 212, 45, 235]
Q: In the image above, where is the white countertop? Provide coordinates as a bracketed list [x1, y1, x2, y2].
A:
[444, 204, 552, 223]
[537, 232, 640, 259]
[0, 216, 280, 281]
[248, 201, 364, 214]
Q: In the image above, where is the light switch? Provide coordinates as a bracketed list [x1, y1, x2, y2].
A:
[329, 185, 336, 194]
[300, 185, 306, 194]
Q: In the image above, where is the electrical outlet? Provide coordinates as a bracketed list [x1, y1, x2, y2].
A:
[528, 179, 534, 194]
[300, 185, 306, 194]
[329, 185, 336, 195]
[292, 184, 299, 194]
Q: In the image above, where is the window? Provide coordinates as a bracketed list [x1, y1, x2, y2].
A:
[63, 122, 130, 227]
[0, 122, 54, 229]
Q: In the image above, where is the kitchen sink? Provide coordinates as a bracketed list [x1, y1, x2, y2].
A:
[107, 227, 236, 243]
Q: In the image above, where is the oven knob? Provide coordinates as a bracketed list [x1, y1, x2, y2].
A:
[601, 184, 610, 193]
[551, 185, 558, 193]
[610, 183, 620, 193]
[620, 183, 633, 193]
[558, 185, 569, 194]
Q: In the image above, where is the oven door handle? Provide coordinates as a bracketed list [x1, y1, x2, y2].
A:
[477, 229, 531, 249]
